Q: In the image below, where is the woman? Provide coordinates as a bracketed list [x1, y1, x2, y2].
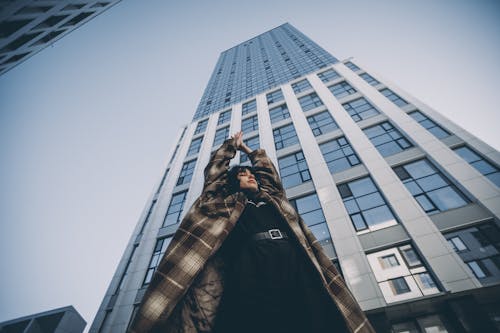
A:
[129, 132, 374, 333]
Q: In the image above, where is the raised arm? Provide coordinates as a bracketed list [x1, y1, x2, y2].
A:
[231, 131, 285, 196]
[248, 148, 285, 197]
[203, 137, 237, 192]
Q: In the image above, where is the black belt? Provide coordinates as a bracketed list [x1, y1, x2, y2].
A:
[252, 229, 288, 241]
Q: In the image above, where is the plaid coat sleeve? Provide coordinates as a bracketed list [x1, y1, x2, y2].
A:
[128, 138, 242, 333]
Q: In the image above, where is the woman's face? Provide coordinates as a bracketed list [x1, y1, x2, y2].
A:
[237, 169, 259, 193]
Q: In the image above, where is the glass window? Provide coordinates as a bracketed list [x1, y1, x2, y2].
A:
[242, 99, 257, 115]
[266, 89, 284, 104]
[169, 145, 179, 164]
[467, 260, 490, 279]
[278, 151, 311, 188]
[368, 244, 439, 303]
[454, 146, 500, 187]
[328, 81, 357, 99]
[417, 272, 437, 289]
[186, 137, 203, 156]
[394, 159, 468, 214]
[269, 104, 290, 124]
[338, 176, 397, 232]
[273, 123, 299, 150]
[291, 79, 312, 93]
[344, 61, 360, 71]
[476, 224, 500, 249]
[363, 121, 413, 157]
[176, 159, 196, 185]
[380, 254, 399, 268]
[307, 111, 338, 136]
[298, 92, 323, 112]
[359, 72, 379, 86]
[447, 236, 468, 252]
[241, 114, 259, 133]
[143, 236, 173, 285]
[445, 223, 500, 284]
[290, 193, 336, 259]
[342, 97, 380, 122]
[400, 245, 422, 267]
[163, 191, 188, 227]
[194, 119, 208, 135]
[317, 68, 340, 83]
[380, 88, 409, 107]
[213, 126, 229, 147]
[409, 111, 450, 139]
[240, 136, 259, 163]
[217, 109, 231, 125]
[389, 277, 411, 295]
[319, 136, 361, 173]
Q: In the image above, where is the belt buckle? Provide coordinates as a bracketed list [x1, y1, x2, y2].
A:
[268, 229, 283, 240]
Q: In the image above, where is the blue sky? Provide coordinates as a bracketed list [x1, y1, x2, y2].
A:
[1, 0, 499, 330]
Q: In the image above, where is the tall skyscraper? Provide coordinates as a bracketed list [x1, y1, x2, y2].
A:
[91, 23, 500, 332]
[0, 0, 121, 76]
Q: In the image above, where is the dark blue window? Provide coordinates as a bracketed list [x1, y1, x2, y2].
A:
[298, 92, 323, 112]
[317, 69, 340, 83]
[291, 79, 312, 94]
[194, 119, 208, 135]
[241, 114, 259, 133]
[394, 159, 468, 214]
[269, 104, 290, 124]
[186, 137, 203, 156]
[380, 88, 408, 107]
[319, 137, 361, 173]
[359, 73, 379, 86]
[290, 193, 336, 258]
[307, 111, 338, 136]
[409, 111, 450, 139]
[454, 146, 500, 187]
[273, 123, 299, 150]
[213, 126, 229, 147]
[363, 122, 413, 157]
[163, 191, 188, 227]
[345, 61, 360, 71]
[240, 136, 260, 163]
[242, 99, 257, 115]
[338, 177, 398, 232]
[278, 151, 311, 188]
[266, 89, 284, 104]
[177, 160, 196, 185]
[143, 236, 173, 285]
[217, 110, 231, 125]
[342, 97, 379, 122]
[329, 81, 357, 99]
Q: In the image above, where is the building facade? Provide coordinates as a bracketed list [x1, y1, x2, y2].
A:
[0, 306, 86, 333]
[91, 23, 500, 332]
[0, 0, 121, 76]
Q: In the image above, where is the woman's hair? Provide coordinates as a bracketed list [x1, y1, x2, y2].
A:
[227, 165, 259, 193]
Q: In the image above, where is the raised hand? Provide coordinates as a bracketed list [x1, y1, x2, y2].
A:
[232, 131, 244, 150]
[231, 131, 252, 154]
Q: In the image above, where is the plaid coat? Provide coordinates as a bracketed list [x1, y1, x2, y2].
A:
[129, 138, 375, 333]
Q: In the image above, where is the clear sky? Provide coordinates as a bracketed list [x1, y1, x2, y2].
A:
[1, 0, 499, 330]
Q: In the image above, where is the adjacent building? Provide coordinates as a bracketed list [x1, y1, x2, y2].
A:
[0, 306, 86, 333]
[91, 23, 500, 332]
[0, 0, 121, 76]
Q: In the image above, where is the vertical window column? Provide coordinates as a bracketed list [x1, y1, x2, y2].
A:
[143, 237, 173, 285]
[290, 193, 336, 258]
